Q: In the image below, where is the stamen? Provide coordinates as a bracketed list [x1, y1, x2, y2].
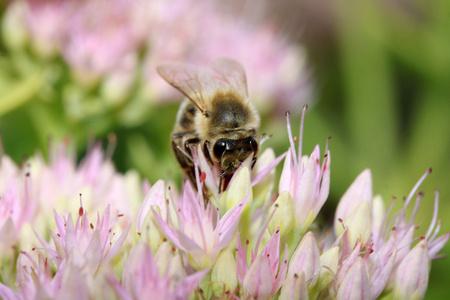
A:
[79, 193, 84, 216]
[285, 111, 298, 166]
[426, 190, 440, 240]
[297, 104, 308, 164]
[408, 191, 423, 227]
[403, 168, 432, 212]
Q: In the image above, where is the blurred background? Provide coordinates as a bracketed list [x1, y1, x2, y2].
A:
[0, 0, 448, 297]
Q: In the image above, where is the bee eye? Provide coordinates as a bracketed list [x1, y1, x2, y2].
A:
[249, 138, 258, 153]
[213, 139, 228, 158]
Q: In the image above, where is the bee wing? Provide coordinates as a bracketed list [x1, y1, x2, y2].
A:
[157, 62, 216, 114]
[210, 57, 248, 97]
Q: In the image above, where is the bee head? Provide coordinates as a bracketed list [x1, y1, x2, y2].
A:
[212, 137, 259, 173]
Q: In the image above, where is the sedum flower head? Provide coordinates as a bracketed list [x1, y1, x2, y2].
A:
[0, 203, 129, 299]
[0, 110, 448, 300]
[153, 180, 248, 270]
[109, 242, 208, 299]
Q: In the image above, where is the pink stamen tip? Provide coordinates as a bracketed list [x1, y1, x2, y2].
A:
[200, 171, 206, 182]
[427, 168, 432, 174]
[79, 206, 84, 216]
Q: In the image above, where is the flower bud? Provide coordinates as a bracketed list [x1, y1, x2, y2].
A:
[211, 249, 238, 297]
[252, 148, 276, 208]
[279, 272, 308, 300]
[337, 257, 371, 300]
[394, 240, 429, 300]
[224, 166, 252, 212]
[334, 169, 372, 238]
[268, 191, 295, 237]
[345, 201, 372, 246]
[287, 232, 320, 290]
[314, 247, 340, 293]
[242, 255, 273, 299]
[154, 241, 185, 281]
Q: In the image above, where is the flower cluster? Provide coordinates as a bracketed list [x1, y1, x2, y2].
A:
[3, 0, 310, 120]
[0, 109, 448, 299]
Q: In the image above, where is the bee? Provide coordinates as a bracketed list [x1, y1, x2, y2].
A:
[157, 58, 260, 193]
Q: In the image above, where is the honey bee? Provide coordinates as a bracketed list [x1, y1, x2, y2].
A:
[157, 58, 260, 192]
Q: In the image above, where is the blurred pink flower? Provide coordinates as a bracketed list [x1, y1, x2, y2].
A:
[142, 0, 311, 114]
[62, 0, 149, 81]
[108, 242, 208, 300]
[35, 140, 141, 229]
[0, 155, 37, 255]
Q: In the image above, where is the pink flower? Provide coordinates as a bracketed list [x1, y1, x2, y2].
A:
[108, 242, 208, 300]
[236, 228, 288, 299]
[142, 0, 311, 114]
[0, 204, 130, 299]
[279, 109, 330, 234]
[63, 0, 149, 82]
[35, 204, 130, 271]
[153, 181, 248, 270]
[0, 155, 37, 255]
[35, 141, 141, 229]
[370, 169, 449, 288]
